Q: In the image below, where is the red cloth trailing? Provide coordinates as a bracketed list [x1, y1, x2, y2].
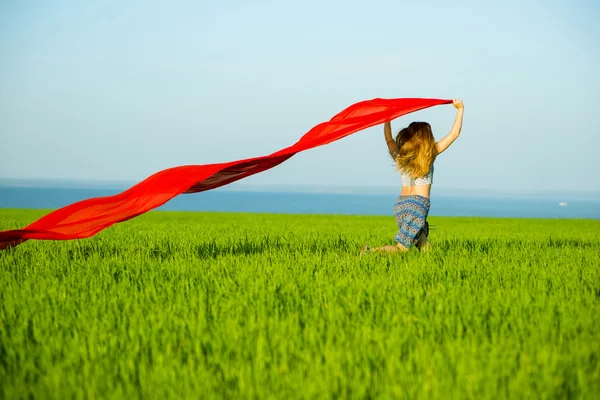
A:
[0, 97, 451, 250]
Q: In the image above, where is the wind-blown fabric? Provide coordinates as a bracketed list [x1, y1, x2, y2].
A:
[0, 97, 451, 250]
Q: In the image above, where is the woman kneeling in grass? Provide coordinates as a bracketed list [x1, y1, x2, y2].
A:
[363, 98, 464, 253]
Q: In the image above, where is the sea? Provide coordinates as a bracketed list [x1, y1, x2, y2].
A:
[1, 184, 599, 219]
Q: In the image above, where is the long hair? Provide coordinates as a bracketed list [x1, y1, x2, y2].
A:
[392, 122, 438, 178]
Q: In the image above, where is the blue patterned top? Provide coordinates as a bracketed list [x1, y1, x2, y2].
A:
[400, 165, 434, 186]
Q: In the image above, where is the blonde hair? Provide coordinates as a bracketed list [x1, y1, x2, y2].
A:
[392, 122, 438, 178]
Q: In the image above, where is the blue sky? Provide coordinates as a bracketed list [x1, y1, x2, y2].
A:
[1, 0, 598, 193]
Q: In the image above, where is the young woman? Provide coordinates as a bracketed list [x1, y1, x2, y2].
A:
[364, 99, 464, 253]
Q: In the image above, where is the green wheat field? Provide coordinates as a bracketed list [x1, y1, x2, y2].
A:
[1, 209, 599, 399]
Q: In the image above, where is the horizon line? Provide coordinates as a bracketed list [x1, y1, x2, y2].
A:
[1, 177, 599, 198]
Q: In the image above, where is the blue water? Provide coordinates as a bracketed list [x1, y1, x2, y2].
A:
[1, 186, 599, 219]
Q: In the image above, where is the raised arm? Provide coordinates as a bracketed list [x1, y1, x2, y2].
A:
[436, 99, 464, 155]
[384, 121, 398, 157]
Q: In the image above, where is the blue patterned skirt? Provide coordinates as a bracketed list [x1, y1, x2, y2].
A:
[393, 195, 430, 248]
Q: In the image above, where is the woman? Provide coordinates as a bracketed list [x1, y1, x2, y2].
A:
[364, 98, 464, 253]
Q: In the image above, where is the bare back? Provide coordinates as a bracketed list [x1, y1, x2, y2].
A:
[401, 183, 432, 198]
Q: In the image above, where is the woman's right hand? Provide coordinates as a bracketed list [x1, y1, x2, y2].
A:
[453, 99, 464, 109]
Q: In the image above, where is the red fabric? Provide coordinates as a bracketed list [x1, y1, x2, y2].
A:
[0, 97, 451, 250]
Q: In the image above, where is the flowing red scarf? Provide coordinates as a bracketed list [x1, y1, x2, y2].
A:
[0, 97, 451, 250]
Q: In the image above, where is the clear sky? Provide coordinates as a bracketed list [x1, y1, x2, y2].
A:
[1, 0, 599, 193]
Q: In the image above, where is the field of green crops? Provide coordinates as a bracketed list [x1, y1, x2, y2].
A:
[1, 209, 599, 399]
